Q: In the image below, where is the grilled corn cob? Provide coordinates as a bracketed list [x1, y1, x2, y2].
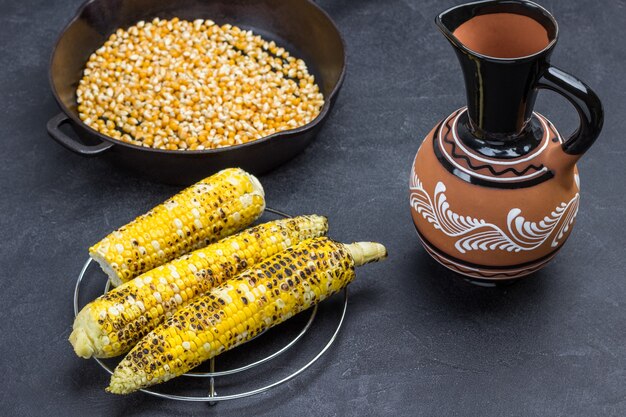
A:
[71, 215, 329, 359]
[90, 168, 265, 286]
[108, 237, 386, 394]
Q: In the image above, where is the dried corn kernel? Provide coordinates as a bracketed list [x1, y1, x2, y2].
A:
[77, 18, 324, 150]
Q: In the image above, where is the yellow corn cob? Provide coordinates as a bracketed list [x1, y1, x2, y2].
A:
[107, 237, 386, 394]
[70, 215, 329, 359]
[90, 168, 265, 286]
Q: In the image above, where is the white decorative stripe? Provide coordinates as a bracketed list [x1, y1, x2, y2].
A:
[438, 112, 549, 183]
[451, 108, 554, 165]
[418, 233, 558, 274]
[543, 116, 564, 144]
[410, 172, 579, 254]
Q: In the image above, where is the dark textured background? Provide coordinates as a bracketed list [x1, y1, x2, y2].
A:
[1, 0, 625, 415]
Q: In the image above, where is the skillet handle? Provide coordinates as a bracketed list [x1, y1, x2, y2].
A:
[47, 113, 114, 156]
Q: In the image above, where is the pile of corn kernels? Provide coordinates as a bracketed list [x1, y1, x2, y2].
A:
[76, 18, 324, 150]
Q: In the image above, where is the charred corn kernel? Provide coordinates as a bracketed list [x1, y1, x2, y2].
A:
[76, 18, 324, 150]
[89, 168, 265, 286]
[107, 237, 386, 394]
[70, 215, 328, 359]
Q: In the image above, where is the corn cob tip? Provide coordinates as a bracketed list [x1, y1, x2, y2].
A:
[345, 242, 387, 266]
[89, 250, 124, 287]
[309, 214, 329, 233]
[243, 171, 265, 198]
[220, 167, 264, 197]
[69, 307, 104, 359]
[69, 327, 95, 359]
[107, 367, 145, 395]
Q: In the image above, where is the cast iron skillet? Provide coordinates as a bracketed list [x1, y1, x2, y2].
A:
[48, 0, 345, 184]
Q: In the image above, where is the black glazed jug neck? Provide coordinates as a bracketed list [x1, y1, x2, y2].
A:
[436, 0, 558, 147]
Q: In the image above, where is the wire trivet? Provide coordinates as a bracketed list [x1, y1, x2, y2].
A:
[73, 207, 349, 403]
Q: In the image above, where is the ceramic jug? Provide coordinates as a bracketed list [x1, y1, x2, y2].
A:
[410, 0, 603, 284]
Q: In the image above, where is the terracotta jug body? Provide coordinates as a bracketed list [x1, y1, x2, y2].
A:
[410, 0, 603, 284]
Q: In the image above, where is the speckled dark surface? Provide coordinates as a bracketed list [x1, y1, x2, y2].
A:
[1, 0, 625, 415]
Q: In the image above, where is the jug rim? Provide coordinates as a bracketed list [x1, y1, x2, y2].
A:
[436, 0, 559, 63]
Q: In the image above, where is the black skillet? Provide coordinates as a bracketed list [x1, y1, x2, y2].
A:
[48, 0, 345, 185]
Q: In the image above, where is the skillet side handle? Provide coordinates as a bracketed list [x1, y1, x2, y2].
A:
[537, 66, 603, 170]
[47, 113, 114, 156]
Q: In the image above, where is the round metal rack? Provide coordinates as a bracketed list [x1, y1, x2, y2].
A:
[73, 207, 349, 403]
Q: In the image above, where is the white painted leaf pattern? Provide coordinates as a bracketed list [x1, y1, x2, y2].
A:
[410, 172, 579, 254]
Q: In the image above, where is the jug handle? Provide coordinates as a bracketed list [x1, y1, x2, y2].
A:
[537, 66, 604, 165]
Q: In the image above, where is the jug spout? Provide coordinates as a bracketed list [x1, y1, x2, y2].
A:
[436, 0, 558, 140]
